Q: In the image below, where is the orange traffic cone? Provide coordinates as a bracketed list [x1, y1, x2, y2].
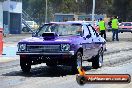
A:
[0, 29, 3, 55]
[0, 41, 3, 55]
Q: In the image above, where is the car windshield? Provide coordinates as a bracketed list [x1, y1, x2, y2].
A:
[85, 21, 98, 26]
[121, 23, 131, 26]
[37, 23, 82, 36]
[124, 23, 131, 26]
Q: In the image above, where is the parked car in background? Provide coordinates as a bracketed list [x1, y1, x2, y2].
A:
[22, 21, 39, 32]
[119, 22, 132, 33]
[17, 21, 106, 73]
[26, 21, 39, 29]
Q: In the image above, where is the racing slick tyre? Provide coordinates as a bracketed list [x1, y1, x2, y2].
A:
[71, 51, 82, 74]
[20, 56, 31, 73]
[92, 48, 103, 69]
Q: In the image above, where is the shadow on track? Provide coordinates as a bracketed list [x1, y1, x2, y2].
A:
[2, 65, 92, 77]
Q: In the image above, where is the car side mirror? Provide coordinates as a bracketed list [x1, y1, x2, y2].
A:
[86, 35, 91, 39]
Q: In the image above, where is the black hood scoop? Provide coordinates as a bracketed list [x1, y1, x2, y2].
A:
[42, 32, 58, 40]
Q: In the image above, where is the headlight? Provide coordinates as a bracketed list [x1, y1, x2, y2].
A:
[18, 44, 26, 51]
[61, 44, 70, 51]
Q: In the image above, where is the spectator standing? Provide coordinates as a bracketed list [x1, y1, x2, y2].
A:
[112, 16, 119, 41]
[99, 18, 106, 40]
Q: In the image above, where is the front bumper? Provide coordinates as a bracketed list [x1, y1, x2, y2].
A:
[16, 51, 75, 56]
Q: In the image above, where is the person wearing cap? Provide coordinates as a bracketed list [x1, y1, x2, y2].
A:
[99, 18, 106, 40]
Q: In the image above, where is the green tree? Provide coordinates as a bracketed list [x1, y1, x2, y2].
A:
[22, 0, 132, 22]
[112, 0, 130, 21]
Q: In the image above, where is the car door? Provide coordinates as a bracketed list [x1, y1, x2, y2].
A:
[82, 24, 93, 60]
[88, 26, 102, 56]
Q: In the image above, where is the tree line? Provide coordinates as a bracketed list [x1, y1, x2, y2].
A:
[22, 0, 132, 23]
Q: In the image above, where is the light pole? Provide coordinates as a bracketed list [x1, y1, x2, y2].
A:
[92, 0, 95, 25]
[45, 0, 47, 23]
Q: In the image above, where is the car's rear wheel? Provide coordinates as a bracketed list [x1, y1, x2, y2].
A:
[20, 56, 31, 73]
[72, 51, 82, 74]
[92, 48, 103, 69]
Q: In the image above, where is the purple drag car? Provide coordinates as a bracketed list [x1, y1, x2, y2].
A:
[16, 21, 106, 73]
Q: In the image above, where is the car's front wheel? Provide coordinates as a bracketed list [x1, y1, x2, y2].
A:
[20, 56, 31, 73]
[71, 51, 82, 74]
[92, 49, 103, 69]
